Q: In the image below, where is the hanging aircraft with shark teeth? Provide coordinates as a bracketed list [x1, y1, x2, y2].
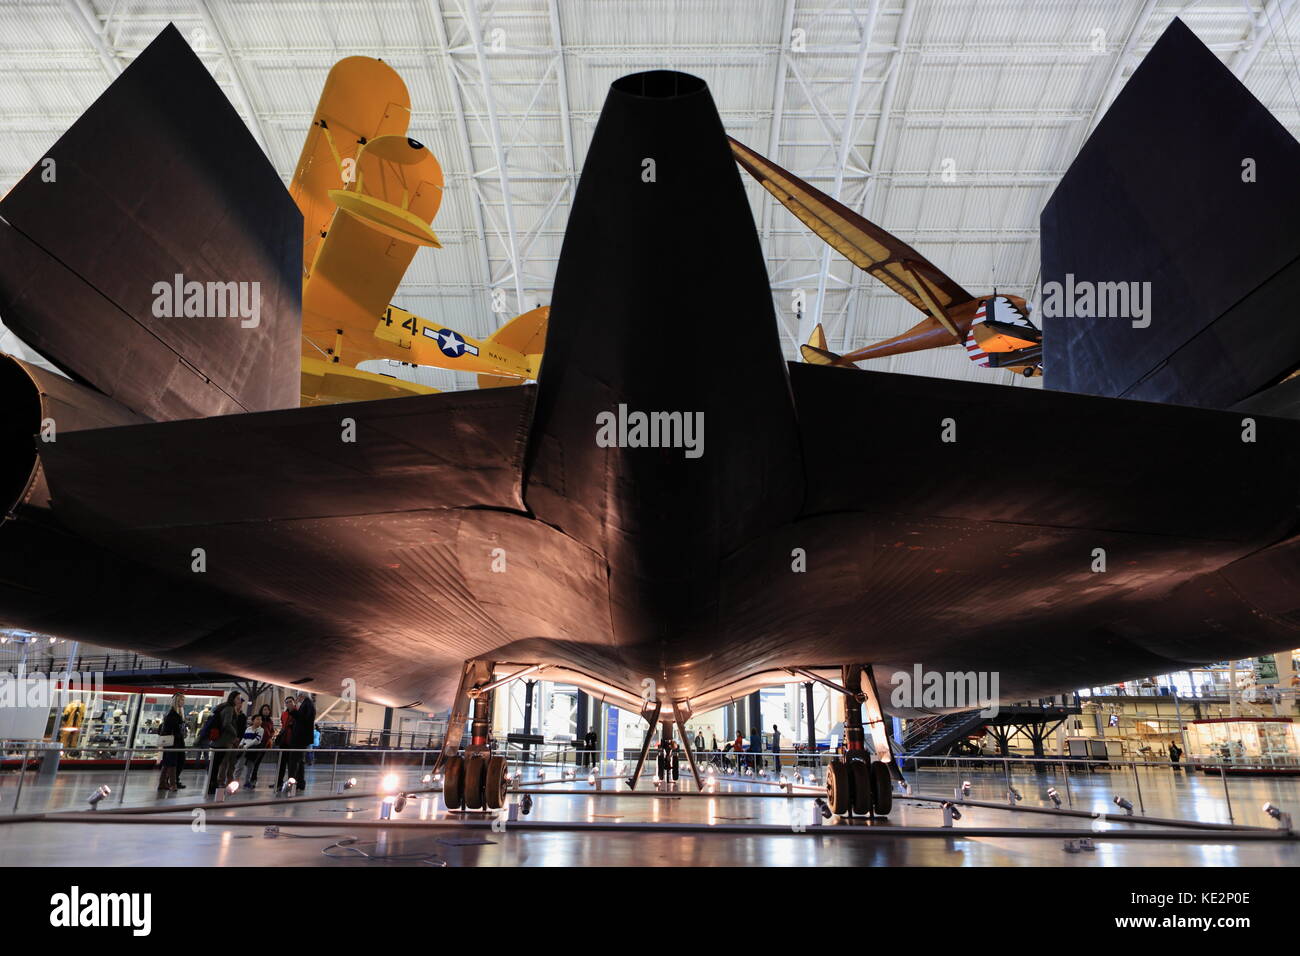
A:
[291, 55, 546, 404]
[728, 136, 1043, 378]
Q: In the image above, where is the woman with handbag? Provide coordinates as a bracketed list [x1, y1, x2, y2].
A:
[156, 693, 187, 792]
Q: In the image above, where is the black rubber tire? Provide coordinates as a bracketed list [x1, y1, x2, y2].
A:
[850, 760, 873, 815]
[442, 755, 464, 810]
[871, 760, 893, 816]
[485, 755, 508, 810]
[825, 762, 850, 815]
[464, 756, 486, 810]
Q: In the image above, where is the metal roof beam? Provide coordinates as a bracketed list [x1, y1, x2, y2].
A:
[462, 0, 526, 311]
[425, 0, 496, 309]
[1234, 0, 1299, 79]
[63, 0, 123, 79]
[811, 0, 882, 335]
[192, 0, 272, 157]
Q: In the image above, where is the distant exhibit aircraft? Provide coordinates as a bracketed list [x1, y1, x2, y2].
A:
[293, 55, 546, 404]
[729, 137, 1043, 378]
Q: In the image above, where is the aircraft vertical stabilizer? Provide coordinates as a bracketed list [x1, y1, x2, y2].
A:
[1041, 18, 1300, 408]
[0, 24, 301, 421]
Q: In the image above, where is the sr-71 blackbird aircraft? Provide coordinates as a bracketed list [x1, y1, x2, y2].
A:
[1, 27, 1298, 814]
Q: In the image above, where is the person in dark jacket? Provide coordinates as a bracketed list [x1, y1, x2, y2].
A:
[206, 691, 244, 795]
[770, 724, 782, 773]
[284, 693, 315, 792]
[157, 693, 187, 792]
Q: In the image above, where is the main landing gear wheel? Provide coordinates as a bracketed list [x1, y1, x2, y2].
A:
[871, 761, 893, 816]
[442, 755, 464, 810]
[464, 756, 487, 810]
[485, 755, 509, 810]
[850, 761, 873, 816]
[825, 761, 850, 815]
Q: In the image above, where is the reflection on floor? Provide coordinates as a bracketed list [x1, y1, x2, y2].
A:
[1, 759, 1296, 866]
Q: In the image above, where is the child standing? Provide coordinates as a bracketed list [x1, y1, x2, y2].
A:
[233, 714, 265, 786]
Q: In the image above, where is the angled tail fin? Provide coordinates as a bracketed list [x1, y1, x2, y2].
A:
[487, 305, 549, 357]
[807, 322, 828, 352]
[799, 323, 849, 366]
[0, 25, 301, 420]
[476, 306, 549, 388]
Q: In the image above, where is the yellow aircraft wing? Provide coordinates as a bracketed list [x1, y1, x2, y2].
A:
[301, 356, 439, 406]
[373, 305, 545, 381]
[301, 134, 443, 370]
[729, 137, 971, 340]
[291, 56, 412, 275]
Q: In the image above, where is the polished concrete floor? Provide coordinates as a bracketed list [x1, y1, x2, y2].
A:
[1, 759, 1296, 866]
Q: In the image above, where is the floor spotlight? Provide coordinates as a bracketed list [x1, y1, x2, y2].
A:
[813, 797, 832, 820]
[521, 793, 533, 815]
[393, 792, 408, 814]
[421, 774, 432, 785]
[281, 777, 296, 796]
[1113, 795, 1134, 815]
[1046, 787, 1062, 808]
[1263, 803, 1293, 829]
[380, 773, 400, 794]
[961, 780, 972, 796]
[87, 785, 110, 809]
[941, 801, 962, 825]
[1007, 785, 1022, 804]
[338, 777, 358, 794]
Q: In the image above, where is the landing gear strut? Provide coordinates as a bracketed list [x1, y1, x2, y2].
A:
[441, 661, 509, 812]
[813, 664, 896, 818]
[625, 699, 662, 789]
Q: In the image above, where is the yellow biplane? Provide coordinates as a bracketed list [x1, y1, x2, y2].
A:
[292, 56, 546, 404]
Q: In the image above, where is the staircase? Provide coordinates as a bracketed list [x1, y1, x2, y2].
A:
[899, 710, 989, 757]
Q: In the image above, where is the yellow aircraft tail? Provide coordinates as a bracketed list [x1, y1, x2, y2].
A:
[487, 305, 549, 355]
[799, 323, 849, 366]
[476, 373, 523, 389]
[475, 306, 549, 388]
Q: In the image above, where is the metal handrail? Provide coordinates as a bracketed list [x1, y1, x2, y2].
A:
[2, 738, 1292, 827]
